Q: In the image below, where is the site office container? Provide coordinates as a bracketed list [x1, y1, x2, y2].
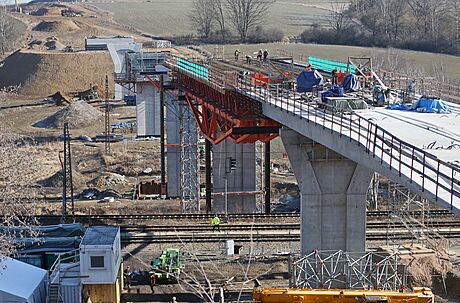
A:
[80, 226, 121, 284]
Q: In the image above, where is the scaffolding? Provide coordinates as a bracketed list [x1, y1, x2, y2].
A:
[178, 97, 200, 213]
[291, 250, 407, 290]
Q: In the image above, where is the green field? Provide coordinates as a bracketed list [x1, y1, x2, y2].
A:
[91, 0, 335, 37]
[203, 43, 460, 83]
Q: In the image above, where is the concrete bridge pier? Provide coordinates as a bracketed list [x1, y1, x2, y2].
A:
[213, 139, 256, 213]
[280, 128, 373, 255]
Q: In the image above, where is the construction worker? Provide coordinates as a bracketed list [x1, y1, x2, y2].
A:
[263, 49, 269, 62]
[212, 214, 220, 231]
[257, 49, 263, 61]
[331, 69, 338, 85]
[245, 55, 252, 64]
[305, 64, 312, 71]
[149, 273, 156, 293]
[123, 266, 132, 289]
[234, 49, 241, 61]
[170, 296, 177, 303]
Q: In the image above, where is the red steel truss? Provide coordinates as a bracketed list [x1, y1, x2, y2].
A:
[172, 71, 280, 144]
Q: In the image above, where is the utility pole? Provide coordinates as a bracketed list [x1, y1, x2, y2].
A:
[104, 75, 111, 155]
[264, 142, 271, 214]
[61, 122, 74, 223]
[160, 74, 166, 198]
[205, 139, 212, 213]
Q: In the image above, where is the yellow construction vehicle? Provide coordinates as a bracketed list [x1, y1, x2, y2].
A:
[253, 287, 434, 303]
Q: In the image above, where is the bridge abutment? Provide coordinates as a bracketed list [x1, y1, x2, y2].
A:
[281, 128, 372, 255]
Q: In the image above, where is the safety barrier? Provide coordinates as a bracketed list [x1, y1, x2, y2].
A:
[308, 56, 355, 73]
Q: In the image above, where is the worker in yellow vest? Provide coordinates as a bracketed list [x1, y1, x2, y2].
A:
[212, 214, 221, 231]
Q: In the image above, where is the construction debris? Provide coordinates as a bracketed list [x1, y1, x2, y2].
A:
[47, 91, 71, 106]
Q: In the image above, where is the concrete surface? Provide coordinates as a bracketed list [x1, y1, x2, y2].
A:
[281, 128, 372, 254]
[213, 139, 257, 213]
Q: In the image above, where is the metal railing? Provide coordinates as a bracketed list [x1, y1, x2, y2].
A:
[235, 76, 460, 211]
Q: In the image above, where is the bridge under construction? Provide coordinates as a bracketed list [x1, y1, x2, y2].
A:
[110, 43, 460, 257]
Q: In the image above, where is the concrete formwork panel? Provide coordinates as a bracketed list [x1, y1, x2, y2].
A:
[136, 83, 160, 137]
[213, 139, 256, 213]
[280, 128, 372, 255]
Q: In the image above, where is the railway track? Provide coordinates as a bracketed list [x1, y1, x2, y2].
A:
[120, 220, 460, 244]
[122, 229, 460, 244]
[27, 209, 456, 225]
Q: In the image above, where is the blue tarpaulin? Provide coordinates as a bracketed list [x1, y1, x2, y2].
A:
[341, 74, 360, 92]
[387, 97, 451, 113]
[320, 85, 345, 102]
[297, 70, 324, 93]
[412, 97, 451, 113]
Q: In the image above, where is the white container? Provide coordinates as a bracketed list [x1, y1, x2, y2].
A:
[80, 226, 121, 284]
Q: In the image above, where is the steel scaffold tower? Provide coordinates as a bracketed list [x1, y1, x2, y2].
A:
[179, 98, 200, 213]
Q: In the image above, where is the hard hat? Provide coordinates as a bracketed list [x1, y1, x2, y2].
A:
[172, 297, 176, 300]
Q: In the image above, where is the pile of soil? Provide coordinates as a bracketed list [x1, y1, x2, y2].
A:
[31, 8, 49, 16]
[33, 100, 103, 129]
[39, 170, 86, 189]
[33, 20, 80, 32]
[0, 50, 114, 98]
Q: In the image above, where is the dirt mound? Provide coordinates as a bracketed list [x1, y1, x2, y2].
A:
[0, 50, 114, 98]
[33, 100, 103, 129]
[31, 8, 49, 16]
[33, 20, 80, 32]
[39, 170, 86, 189]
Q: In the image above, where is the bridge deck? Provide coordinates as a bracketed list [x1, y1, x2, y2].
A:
[357, 105, 460, 162]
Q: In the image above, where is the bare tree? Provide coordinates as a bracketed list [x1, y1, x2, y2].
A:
[0, 2, 14, 55]
[189, 0, 215, 39]
[327, 2, 351, 38]
[225, 0, 274, 42]
[211, 0, 227, 42]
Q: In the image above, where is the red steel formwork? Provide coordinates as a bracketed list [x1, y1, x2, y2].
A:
[171, 68, 280, 144]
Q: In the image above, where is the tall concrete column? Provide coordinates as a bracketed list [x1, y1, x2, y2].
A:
[280, 128, 372, 254]
[213, 139, 256, 213]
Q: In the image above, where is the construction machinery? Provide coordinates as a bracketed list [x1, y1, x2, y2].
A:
[150, 248, 184, 283]
[253, 288, 434, 303]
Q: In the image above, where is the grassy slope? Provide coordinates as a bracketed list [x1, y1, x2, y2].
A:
[90, 0, 460, 82]
[91, 0, 333, 36]
[204, 43, 460, 83]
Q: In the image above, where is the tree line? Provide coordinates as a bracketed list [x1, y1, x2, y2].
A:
[301, 0, 460, 56]
[189, 0, 283, 43]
